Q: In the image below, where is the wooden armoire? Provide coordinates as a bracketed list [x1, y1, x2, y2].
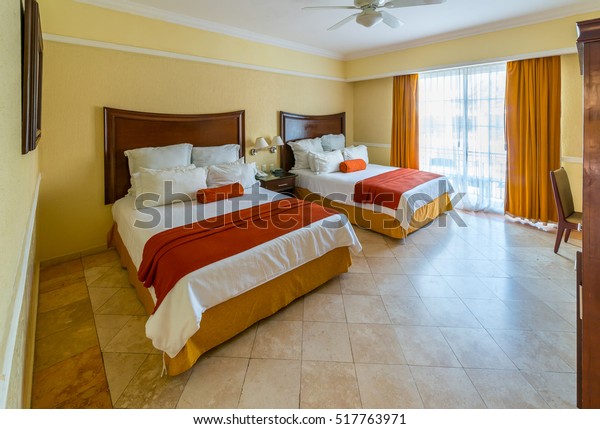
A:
[576, 17, 600, 409]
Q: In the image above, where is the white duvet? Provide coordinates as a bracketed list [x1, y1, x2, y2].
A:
[112, 186, 362, 358]
[293, 164, 454, 230]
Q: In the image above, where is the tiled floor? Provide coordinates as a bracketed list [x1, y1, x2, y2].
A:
[34, 210, 580, 409]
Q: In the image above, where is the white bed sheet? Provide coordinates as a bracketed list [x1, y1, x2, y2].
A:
[112, 186, 362, 358]
[294, 164, 453, 230]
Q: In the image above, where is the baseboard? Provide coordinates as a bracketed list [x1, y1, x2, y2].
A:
[40, 244, 109, 269]
[22, 263, 39, 409]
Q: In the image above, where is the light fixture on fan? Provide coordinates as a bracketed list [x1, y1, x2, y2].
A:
[303, 0, 446, 31]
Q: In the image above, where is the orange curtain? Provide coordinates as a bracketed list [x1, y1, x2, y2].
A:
[505, 56, 561, 223]
[391, 74, 419, 169]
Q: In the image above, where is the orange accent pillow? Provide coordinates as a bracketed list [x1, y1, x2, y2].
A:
[340, 159, 367, 173]
[197, 182, 244, 204]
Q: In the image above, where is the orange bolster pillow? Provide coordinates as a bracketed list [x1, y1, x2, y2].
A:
[340, 159, 367, 173]
[197, 182, 244, 204]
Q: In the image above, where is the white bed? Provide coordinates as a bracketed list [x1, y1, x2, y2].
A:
[112, 186, 361, 358]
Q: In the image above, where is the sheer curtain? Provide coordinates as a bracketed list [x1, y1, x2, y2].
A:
[419, 63, 507, 212]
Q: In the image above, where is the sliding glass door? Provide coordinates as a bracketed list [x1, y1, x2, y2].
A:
[419, 63, 507, 212]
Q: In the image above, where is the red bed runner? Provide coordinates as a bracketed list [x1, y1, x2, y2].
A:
[137, 198, 335, 312]
[354, 168, 442, 210]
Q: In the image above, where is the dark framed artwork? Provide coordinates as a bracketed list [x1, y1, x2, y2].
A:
[22, 0, 43, 155]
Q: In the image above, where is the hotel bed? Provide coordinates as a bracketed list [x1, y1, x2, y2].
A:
[280, 111, 454, 239]
[104, 107, 361, 375]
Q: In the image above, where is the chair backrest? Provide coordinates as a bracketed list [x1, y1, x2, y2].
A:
[550, 167, 575, 220]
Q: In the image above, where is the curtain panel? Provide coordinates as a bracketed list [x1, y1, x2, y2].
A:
[505, 56, 561, 223]
[391, 74, 419, 169]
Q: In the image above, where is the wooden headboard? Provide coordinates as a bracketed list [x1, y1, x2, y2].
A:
[279, 111, 346, 172]
[104, 107, 245, 204]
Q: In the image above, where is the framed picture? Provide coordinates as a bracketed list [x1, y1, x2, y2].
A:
[22, 0, 43, 155]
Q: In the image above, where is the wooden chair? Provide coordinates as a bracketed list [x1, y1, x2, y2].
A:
[550, 167, 582, 253]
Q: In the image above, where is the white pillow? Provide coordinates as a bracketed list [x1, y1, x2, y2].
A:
[288, 138, 323, 170]
[207, 160, 258, 189]
[192, 144, 240, 167]
[321, 134, 345, 151]
[132, 165, 207, 209]
[310, 150, 344, 175]
[343, 145, 369, 164]
[125, 143, 193, 176]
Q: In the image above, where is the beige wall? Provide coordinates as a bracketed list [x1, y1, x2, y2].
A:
[37, 41, 353, 261]
[0, 0, 40, 407]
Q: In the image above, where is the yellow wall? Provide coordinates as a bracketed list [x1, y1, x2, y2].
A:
[561, 54, 583, 212]
[346, 11, 600, 80]
[0, 0, 40, 407]
[37, 41, 353, 261]
[37, 0, 344, 80]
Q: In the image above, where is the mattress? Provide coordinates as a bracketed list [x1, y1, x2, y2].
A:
[112, 185, 362, 357]
[293, 164, 454, 230]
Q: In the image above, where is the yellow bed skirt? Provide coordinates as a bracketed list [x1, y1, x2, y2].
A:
[295, 187, 453, 239]
[108, 225, 352, 375]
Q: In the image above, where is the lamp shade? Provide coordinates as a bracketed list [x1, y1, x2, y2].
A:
[254, 137, 269, 149]
[272, 136, 284, 147]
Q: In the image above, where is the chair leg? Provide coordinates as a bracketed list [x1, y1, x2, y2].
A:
[554, 226, 564, 253]
[564, 228, 571, 243]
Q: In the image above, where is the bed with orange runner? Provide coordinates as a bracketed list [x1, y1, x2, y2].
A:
[104, 108, 361, 375]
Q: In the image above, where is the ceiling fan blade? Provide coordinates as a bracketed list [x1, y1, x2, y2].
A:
[328, 13, 361, 31]
[303, 6, 360, 10]
[381, 11, 403, 28]
[383, 0, 446, 8]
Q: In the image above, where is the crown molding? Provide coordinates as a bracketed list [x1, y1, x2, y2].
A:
[346, 46, 577, 82]
[344, 4, 600, 60]
[42, 33, 346, 82]
[75, 0, 343, 60]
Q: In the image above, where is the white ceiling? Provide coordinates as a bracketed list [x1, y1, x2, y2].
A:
[81, 0, 600, 59]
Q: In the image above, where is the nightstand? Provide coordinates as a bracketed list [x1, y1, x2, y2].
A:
[259, 173, 296, 196]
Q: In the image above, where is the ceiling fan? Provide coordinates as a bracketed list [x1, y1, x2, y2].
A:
[304, 0, 447, 31]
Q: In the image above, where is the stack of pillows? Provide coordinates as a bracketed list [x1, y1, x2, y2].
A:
[124, 143, 257, 209]
[287, 134, 368, 175]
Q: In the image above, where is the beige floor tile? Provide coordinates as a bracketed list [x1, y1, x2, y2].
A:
[466, 369, 548, 408]
[443, 276, 497, 299]
[103, 316, 158, 354]
[504, 300, 575, 332]
[303, 294, 346, 322]
[35, 298, 94, 340]
[82, 250, 120, 270]
[340, 273, 379, 295]
[94, 315, 132, 350]
[343, 295, 390, 324]
[206, 325, 257, 358]
[177, 357, 248, 408]
[361, 242, 395, 258]
[440, 327, 515, 370]
[482, 277, 540, 302]
[366, 257, 404, 274]
[314, 277, 342, 294]
[410, 366, 486, 409]
[102, 352, 147, 405]
[488, 329, 573, 373]
[534, 331, 577, 371]
[397, 258, 439, 276]
[544, 301, 577, 328]
[40, 259, 84, 283]
[95, 288, 144, 316]
[355, 364, 423, 409]
[395, 326, 460, 368]
[251, 320, 302, 359]
[85, 266, 117, 287]
[39, 269, 86, 294]
[348, 324, 406, 364]
[88, 287, 119, 312]
[38, 281, 89, 314]
[87, 266, 131, 289]
[303, 322, 353, 362]
[268, 297, 304, 321]
[116, 354, 191, 408]
[421, 297, 482, 328]
[409, 275, 457, 298]
[300, 361, 361, 408]
[347, 256, 371, 273]
[382, 295, 437, 326]
[373, 274, 418, 297]
[462, 298, 524, 330]
[521, 371, 576, 408]
[389, 243, 425, 259]
[238, 359, 301, 409]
